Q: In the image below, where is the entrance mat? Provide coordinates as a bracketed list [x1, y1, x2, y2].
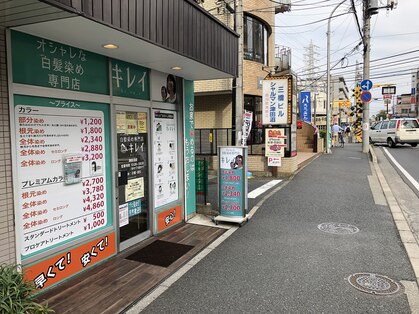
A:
[125, 240, 194, 268]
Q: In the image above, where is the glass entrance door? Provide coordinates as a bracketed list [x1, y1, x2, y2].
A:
[116, 108, 150, 249]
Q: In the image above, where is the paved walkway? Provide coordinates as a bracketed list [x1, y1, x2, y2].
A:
[129, 143, 419, 313]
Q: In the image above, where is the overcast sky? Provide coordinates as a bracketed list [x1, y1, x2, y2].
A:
[275, 0, 418, 116]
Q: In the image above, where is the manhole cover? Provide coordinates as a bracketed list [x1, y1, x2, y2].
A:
[348, 273, 403, 295]
[317, 223, 359, 234]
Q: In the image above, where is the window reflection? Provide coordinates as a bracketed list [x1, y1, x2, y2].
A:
[244, 15, 268, 65]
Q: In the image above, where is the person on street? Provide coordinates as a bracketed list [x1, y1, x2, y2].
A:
[331, 122, 343, 147]
[345, 124, 351, 143]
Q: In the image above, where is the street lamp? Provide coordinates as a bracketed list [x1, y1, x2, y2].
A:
[326, 0, 346, 153]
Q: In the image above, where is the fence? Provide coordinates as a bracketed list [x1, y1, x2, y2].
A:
[195, 128, 265, 155]
[195, 158, 208, 205]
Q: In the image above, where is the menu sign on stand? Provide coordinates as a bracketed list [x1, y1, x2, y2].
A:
[214, 147, 249, 226]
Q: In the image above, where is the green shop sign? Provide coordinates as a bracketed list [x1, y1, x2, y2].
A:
[11, 30, 108, 95]
[111, 59, 150, 100]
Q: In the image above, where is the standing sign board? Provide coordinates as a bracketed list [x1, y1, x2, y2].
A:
[214, 147, 249, 225]
[262, 77, 292, 125]
[265, 129, 286, 158]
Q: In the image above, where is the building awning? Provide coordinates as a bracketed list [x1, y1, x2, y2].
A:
[0, 0, 238, 80]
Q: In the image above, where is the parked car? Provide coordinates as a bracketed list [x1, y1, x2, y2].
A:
[369, 118, 419, 147]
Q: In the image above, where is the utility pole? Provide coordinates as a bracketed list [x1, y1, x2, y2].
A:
[235, 0, 244, 146]
[361, 0, 371, 153]
[361, 0, 398, 152]
[326, 0, 346, 153]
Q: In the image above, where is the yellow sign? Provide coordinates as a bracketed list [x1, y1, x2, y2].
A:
[137, 112, 147, 133]
[209, 132, 213, 143]
[333, 100, 351, 109]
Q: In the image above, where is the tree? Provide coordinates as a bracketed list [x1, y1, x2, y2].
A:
[375, 110, 387, 121]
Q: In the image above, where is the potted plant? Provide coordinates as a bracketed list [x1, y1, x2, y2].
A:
[0, 264, 53, 314]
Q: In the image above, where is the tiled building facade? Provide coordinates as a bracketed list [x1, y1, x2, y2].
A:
[195, 0, 276, 134]
[0, 27, 15, 264]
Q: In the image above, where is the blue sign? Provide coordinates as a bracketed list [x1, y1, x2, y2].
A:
[299, 91, 311, 122]
[361, 79, 373, 91]
[361, 91, 372, 102]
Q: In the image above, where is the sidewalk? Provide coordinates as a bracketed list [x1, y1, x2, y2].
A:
[36, 151, 320, 313]
[132, 143, 418, 313]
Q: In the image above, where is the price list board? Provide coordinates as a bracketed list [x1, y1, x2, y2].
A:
[13, 95, 112, 258]
[218, 147, 247, 217]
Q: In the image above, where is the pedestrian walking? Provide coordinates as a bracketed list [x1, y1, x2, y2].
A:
[331, 122, 343, 147]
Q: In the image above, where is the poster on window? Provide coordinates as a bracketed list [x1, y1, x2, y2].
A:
[153, 110, 178, 208]
[13, 95, 112, 258]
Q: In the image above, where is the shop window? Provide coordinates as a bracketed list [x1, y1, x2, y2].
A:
[244, 15, 268, 65]
[244, 95, 264, 145]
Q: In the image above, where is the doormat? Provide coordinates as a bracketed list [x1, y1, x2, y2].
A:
[125, 240, 194, 268]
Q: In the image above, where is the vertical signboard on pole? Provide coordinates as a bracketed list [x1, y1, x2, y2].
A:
[262, 77, 292, 125]
[241, 110, 253, 146]
[215, 147, 248, 225]
[299, 91, 311, 122]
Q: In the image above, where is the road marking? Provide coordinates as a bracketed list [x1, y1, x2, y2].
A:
[248, 180, 282, 199]
[383, 148, 419, 193]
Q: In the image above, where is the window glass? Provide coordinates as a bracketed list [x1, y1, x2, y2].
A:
[401, 119, 419, 129]
[243, 15, 268, 64]
[374, 122, 382, 130]
[244, 17, 253, 60]
[388, 120, 397, 129]
[380, 121, 389, 129]
[263, 28, 268, 66]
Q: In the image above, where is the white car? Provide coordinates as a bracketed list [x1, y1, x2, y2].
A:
[369, 118, 419, 147]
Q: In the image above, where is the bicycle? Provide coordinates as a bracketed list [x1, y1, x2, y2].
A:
[338, 131, 345, 148]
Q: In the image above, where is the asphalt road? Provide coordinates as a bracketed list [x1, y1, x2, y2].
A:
[140, 144, 416, 314]
[376, 145, 419, 197]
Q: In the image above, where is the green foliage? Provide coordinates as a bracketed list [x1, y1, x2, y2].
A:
[319, 130, 326, 139]
[0, 264, 54, 314]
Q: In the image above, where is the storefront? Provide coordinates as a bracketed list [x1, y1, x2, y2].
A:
[0, 0, 237, 292]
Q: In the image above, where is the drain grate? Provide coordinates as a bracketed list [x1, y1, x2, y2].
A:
[348, 273, 403, 295]
[317, 223, 359, 235]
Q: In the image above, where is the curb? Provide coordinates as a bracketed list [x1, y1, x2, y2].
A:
[369, 144, 377, 163]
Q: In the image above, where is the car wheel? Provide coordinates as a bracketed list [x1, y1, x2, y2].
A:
[369, 137, 376, 145]
[387, 138, 395, 148]
[411, 143, 417, 147]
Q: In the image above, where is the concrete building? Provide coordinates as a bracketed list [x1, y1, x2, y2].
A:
[0, 0, 237, 293]
[395, 93, 417, 118]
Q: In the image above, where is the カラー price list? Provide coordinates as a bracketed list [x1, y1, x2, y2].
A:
[15, 102, 109, 257]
